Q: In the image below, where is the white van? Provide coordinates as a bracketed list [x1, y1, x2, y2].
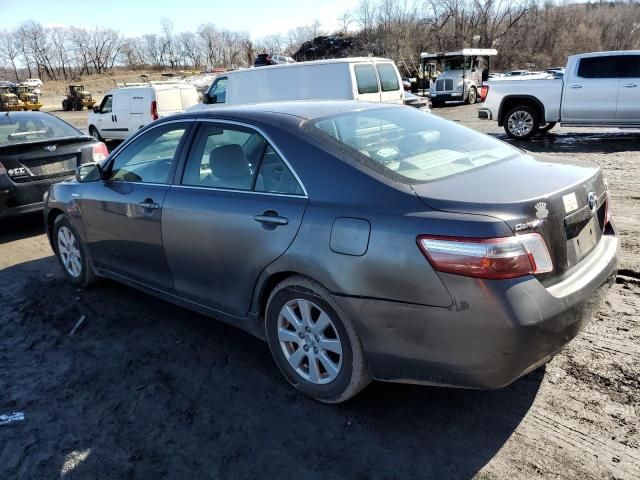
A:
[193, 58, 405, 110]
[88, 82, 198, 141]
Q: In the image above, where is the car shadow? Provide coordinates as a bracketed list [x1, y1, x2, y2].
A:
[1, 258, 542, 479]
[491, 130, 640, 154]
[0, 212, 45, 245]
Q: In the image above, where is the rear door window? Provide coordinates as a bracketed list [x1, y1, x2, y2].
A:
[376, 63, 399, 92]
[354, 65, 379, 94]
[577, 56, 623, 78]
[621, 55, 640, 78]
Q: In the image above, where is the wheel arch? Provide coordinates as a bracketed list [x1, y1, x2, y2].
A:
[46, 208, 65, 250]
[498, 95, 545, 126]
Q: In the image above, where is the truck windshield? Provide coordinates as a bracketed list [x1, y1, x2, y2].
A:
[442, 58, 471, 71]
[307, 107, 518, 183]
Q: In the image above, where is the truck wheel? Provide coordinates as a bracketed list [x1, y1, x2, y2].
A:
[504, 106, 540, 140]
[62, 99, 70, 111]
[537, 122, 557, 134]
[467, 87, 478, 105]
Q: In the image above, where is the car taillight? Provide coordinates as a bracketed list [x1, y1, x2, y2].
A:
[92, 142, 108, 162]
[480, 85, 489, 102]
[151, 100, 158, 120]
[417, 233, 553, 279]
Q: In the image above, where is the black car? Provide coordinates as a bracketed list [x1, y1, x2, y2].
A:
[44, 102, 617, 403]
[0, 111, 107, 218]
[254, 53, 295, 67]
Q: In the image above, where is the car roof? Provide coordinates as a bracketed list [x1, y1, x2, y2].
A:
[183, 100, 400, 122]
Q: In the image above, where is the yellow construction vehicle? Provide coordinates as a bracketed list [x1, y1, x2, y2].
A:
[62, 85, 96, 111]
[13, 85, 43, 111]
[0, 86, 24, 112]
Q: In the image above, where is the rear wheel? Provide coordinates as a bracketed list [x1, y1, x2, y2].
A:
[504, 105, 540, 140]
[62, 99, 70, 111]
[53, 215, 95, 288]
[265, 276, 371, 403]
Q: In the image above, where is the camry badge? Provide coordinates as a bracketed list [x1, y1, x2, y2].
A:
[43, 145, 57, 152]
[587, 192, 598, 213]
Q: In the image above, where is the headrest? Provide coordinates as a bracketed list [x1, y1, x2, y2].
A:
[209, 144, 250, 179]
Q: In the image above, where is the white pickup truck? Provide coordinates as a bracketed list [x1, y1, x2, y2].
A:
[478, 51, 640, 140]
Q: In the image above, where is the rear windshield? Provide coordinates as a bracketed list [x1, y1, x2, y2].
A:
[0, 113, 81, 146]
[307, 107, 518, 183]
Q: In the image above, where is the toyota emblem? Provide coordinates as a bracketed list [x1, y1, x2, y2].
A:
[587, 192, 598, 213]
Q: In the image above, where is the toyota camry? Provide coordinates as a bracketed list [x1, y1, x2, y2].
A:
[43, 101, 618, 403]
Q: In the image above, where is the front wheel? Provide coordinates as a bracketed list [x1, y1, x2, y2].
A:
[53, 215, 95, 287]
[89, 126, 103, 142]
[265, 276, 371, 403]
[467, 86, 478, 105]
[504, 106, 540, 140]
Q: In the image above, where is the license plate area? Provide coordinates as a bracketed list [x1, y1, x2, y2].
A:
[567, 216, 600, 262]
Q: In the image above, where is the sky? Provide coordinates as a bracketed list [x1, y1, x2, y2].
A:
[1, 0, 361, 39]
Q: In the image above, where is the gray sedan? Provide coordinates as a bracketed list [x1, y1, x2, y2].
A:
[44, 101, 619, 403]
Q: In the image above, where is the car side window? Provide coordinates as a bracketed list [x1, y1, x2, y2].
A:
[100, 95, 112, 114]
[622, 55, 640, 78]
[255, 145, 304, 195]
[209, 77, 227, 103]
[376, 63, 400, 92]
[109, 124, 187, 184]
[355, 64, 379, 94]
[182, 123, 264, 190]
[577, 56, 623, 79]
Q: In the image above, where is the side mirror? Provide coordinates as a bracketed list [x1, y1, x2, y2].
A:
[93, 106, 99, 113]
[482, 70, 489, 82]
[75, 163, 102, 183]
[203, 93, 217, 105]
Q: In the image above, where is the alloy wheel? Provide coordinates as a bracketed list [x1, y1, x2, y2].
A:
[277, 298, 343, 384]
[57, 226, 82, 278]
[507, 110, 534, 137]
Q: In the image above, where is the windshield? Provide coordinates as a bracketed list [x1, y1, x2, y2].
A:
[308, 107, 519, 183]
[442, 57, 471, 71]
[0, 113, 82, 146]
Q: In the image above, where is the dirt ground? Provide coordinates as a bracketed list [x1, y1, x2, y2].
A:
[0, 105, 638, 479]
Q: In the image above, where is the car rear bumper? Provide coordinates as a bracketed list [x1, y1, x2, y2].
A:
[478, 108, 492, 120]
[0, 178, 58, 218]
[337, 234, 619, 389]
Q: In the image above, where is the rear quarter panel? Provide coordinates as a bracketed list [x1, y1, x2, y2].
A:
[486, 78, 563, 122]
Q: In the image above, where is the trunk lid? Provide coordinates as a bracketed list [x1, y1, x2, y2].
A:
[0, 137, 95, 184]
[411, 153, 608, 285]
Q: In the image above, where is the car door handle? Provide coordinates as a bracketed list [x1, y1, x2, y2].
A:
[570, 85, 582, 89]
[623, 84, 637, 88]
[254, 213, 288, 226]
[139, 199, 160, 209]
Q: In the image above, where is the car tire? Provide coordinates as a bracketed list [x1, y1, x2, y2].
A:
[265, 275, 371, 403]
[467, 86, 478, 105]
[62, 99, 69, 111]
[53, 215, 96, 288]
[89, 126, 103, 142]
[504, 105, 540, 140]
[537, 122, 557, 133]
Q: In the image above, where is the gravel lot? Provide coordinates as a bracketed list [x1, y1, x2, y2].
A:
[1, 105, 638, 479]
